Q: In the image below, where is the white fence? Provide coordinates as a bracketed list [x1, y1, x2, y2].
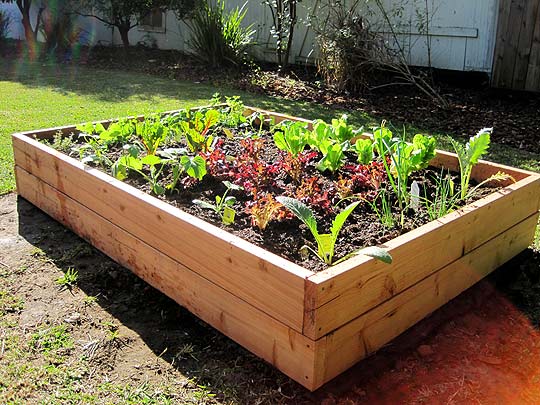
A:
[1, 0, 499, 73]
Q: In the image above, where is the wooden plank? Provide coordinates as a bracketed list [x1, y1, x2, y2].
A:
[512, 0, 539, 90]
[320, 213, 539, 385]
[493, 0, 525, 88]
[12, 134, 312, 332]
[15, 166, 323, 390]
[304, 173, 540, 339]
[492, 0, 513, 87]
[525, 3, 540, 90]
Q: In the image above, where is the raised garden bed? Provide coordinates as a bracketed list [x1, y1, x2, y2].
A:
[12, 106, 540, 391]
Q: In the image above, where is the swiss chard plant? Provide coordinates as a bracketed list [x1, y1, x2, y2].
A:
[180, 109, 220, 153]
[135, 117, 168, 156]
[276, 196, 392, 265]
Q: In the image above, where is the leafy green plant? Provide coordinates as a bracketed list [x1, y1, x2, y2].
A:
[317, 141, 347, 172]
[180, 109, 220, 153]
[354, 138, 374, 164]
[135, 117, 168, 156]
[276, 196, 392, 265]
[450, 128, 491, 200]
[193, 180, 244, 224]
[273, 121, 310, 157]
[76, 137, 114, 169]
[310, 115, 357, 148]
[374, 124, 436, 223]
[55, 267, 78, 290]
[187, 0, 255, 67]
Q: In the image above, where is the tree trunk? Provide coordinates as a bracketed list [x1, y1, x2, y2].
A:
[118, 26, 130, 48]
[17, 0, 37, 58]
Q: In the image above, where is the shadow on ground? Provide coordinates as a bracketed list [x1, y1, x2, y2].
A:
[14, 193, 540, 404]
[0, 58, 346, 124]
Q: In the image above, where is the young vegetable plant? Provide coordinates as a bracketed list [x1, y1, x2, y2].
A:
[276, 197, 392, 265]
[112, 148, 207, 195]
[135, 117, 168, 156]
[450, 128, 493, 200]
[374, 124, 436, 224]
[354, 138, 374, 164]
[180, 109, 220, 153]
[273, 121, 310, 157]
[249, 194, 283, 230]
[193, 181, 244, 225]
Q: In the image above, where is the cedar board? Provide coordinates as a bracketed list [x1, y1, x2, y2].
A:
[12, 107, 540, 391]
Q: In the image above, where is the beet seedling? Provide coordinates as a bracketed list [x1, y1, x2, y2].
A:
[193, 181, 244, 225]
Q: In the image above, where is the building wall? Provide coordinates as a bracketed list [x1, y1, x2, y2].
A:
[1, 0, 499, 73]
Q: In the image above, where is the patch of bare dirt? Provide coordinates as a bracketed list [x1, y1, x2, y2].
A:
[2, 191, 540, 403]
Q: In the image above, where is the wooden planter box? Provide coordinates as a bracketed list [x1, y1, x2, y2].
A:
[12, 107, 540, 391]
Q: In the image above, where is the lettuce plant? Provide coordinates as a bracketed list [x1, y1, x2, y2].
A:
[354, 138, 374, 164]
[276, 196, 392, 265]
[273, 121, 310, 157]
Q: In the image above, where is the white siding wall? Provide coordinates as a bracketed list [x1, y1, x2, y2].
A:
[0, 0, 499, 73]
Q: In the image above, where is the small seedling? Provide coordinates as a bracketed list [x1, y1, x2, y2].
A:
[55, 268, 78, 290]
[193, 181, 244, 225]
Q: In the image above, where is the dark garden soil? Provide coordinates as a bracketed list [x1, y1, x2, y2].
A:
[54, 126, 494, 272]
[2, 192, 540, 403]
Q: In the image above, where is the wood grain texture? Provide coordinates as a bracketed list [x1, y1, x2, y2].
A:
[304, 173, 540, 339]
[512, 0, 539, 89]
[12, 134, 311, 332]
[492, 0, 540, 91]
[319, 213, 539, 384]
[15, 166, 323, 390]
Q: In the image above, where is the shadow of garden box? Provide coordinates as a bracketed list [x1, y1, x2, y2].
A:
[12, 106, 540, 391]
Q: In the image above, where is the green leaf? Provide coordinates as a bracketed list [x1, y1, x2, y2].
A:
[204, 109, 220, 128]
[222, 180, 243, 191]
[76, 122, 95, 135]
[354, 138, 374, 164]
[276, 196, 319, 238]
[94, 123, 106, 134]
[180, 155, 207, 180]
[193, 199, 217, 211]
[316, 234, 334, 263]
[222, 206, 236, 225]
[466, 128, 491, 164]
[355, 246, 393, 264]
[141, 155, 162, 166]
[330, 201, 361, 242]
[119, 155, 143, 171]
[273, 131, 287, 151]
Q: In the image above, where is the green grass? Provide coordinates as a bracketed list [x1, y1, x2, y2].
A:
[2, 58, 539, 194]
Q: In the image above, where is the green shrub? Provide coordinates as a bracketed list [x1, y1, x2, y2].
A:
[188, 0, 255, 67]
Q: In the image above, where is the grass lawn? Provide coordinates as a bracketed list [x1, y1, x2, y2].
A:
[2, 58, 540, 195]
